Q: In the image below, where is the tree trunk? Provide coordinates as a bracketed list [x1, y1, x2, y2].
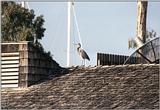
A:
[136, 1, 148, 48]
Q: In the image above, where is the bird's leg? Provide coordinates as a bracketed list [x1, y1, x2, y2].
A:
[84, 59, 85, 67]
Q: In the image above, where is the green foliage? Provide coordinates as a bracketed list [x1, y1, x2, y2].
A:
[128, 38, 137, 49]
[146, 29, 157, 42]
[45, 51, 54, 60]
[1, 1, 46, 42]
[2, 1, 53, 60]
[128, 29, 158, 49]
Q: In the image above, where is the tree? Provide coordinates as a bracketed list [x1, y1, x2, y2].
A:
[128, 29, 157, 49]
[136, 0, 148, 47]
[128, 0, 148, 49]
[1, 1, 46, 43]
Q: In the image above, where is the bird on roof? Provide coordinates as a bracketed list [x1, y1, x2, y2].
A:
[75, 43, 90, 66]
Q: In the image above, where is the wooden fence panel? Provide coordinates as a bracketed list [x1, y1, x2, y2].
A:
[97, 53, 138, 66]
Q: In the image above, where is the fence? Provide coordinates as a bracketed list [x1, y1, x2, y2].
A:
[1, 42, 60, 88]
[97, 53, 139, 66]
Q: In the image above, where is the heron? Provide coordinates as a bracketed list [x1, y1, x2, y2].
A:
[75, 43, 90, 66]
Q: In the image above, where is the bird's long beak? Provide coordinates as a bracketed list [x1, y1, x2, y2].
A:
[74, 43, 78, 45]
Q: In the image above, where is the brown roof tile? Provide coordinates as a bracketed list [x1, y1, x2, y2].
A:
[1, 64, 159, 109]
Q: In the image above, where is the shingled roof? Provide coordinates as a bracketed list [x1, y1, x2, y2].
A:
[1, 64, 159, 109]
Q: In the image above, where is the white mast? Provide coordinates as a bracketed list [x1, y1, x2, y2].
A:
[21, 1, 30, 10]
[67, 0, 73, 67]
[21, 2, 25, 7]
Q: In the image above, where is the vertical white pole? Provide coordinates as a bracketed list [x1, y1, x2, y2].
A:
[26, 2, 30, 10]
[21, 2, 30, 10]
[21, 2, 25, 7]
[67, 1, 72, 67]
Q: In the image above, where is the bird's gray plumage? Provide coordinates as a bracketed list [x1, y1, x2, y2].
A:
[76, 43, 90, 61]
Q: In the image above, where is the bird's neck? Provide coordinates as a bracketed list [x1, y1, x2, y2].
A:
[77, 47, 80, 52]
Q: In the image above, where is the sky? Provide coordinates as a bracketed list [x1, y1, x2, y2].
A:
[28, 2, 160, 67]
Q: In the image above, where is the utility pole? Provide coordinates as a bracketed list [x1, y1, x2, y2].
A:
[136, 0, 148, 48]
